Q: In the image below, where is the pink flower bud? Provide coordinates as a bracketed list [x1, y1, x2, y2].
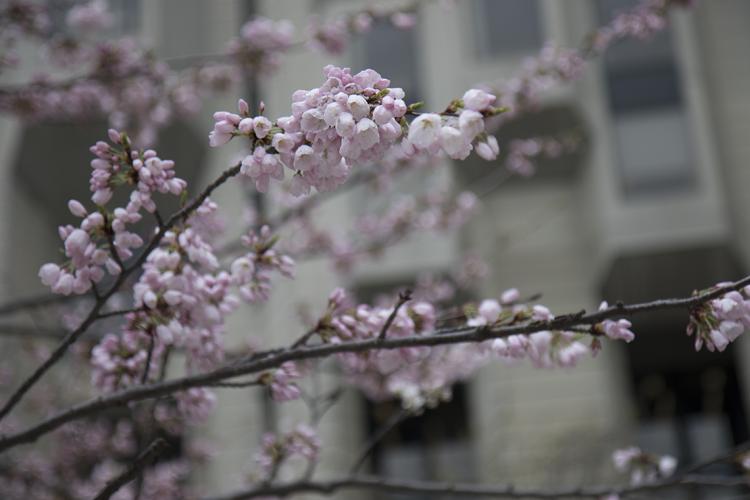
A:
[237, 98, 249, 115]
[39, 263, 61, 287]
[67, 199, 87, 218]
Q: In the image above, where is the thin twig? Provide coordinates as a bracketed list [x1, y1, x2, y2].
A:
[92, 438, 169, 500]
[379, 290, 412, 340]
[291, 325, 321, 349]
[96, 307, 145, 320]
[140, 333, 156, 385]
[349, 408, 410, 474]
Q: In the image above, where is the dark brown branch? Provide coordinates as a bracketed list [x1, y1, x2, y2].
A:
[1, 274, 749, 452]
[209, 379, 263, 388]
[140, 333, 156, 385]
[92, 438, 169, 500]
[379, 290, 412, 340]
[291, 326, 321, 349]
[0, 162, 242, 423]
[349, 408, 410, 474]
[201, 473, 750, 500]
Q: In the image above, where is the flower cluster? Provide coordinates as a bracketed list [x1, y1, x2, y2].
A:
[597, 302, 636, 343]
[0, 413, 194, 500]
[254, 424, 321, 479]
[493, 45, 585, 121]
[263, 361, 303, 402]
[228, 17, 295, 74]
[594, 0, 670, 50]
[307, 9, 416, 56]
[210, 66, 414, 196]
[406, 88, 501, 161]
[231, 225, 295, 303]
[90, 325, 164, 391]
[467, 297, 595, 369]
[89, 205, 239, 426]
[38, 131, 186, 295]
[0, 0, 49, 72]
[66, 0, 113, 33]
[503, 134, 581, 177]
[688, 284, 750, 352]
[612, 447, 677, 485]
[486, 0, 684, 124]
[175, 387, 218, 425]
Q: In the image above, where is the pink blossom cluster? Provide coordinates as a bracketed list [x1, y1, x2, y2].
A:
[0, 34, 229, 145]
[38, 131, 186, 295]
[210, 66, 413, 196]
[592, 0, 670, 51]
[231, 225, 295, 303]
[0, 413, 193, 500]
[0, 0, 49, 72]
[88, 130, 186, 208]
[90, 324, 164, 391]
[263, 361, 303, 402]
[486, 0, 680, 123]
[66, 0, 113, 33]
[227, 17, 295, 74]
[468, 297, 594, 369]
[319, 288, 461, 408]
[688, 284, 750, 352]
[0, 0, 48, 37]
[596, 302, 636, 343]
[612, 446, 677, 485]
[90, 201, 239, 428]
[174, 387, 218, 424]
[307, 9, 416, 56]
[493, 45, 585, 121]
[255, 424, 321, 479]
[71, 459, 190, 500]
[128, 207, 236, 367]
[0, 38, 175, 144]
[503, 135, 580, 177]
[406, 89, 501, 161]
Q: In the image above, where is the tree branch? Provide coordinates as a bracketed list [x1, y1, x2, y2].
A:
[92, 438, 169, 500]
[1, 275, 748, 452]
[201, 473, 750, 500]
[349, 408, 410, 474]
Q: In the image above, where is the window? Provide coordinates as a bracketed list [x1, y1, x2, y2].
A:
[351, 16, 422, 102]
[364, 386, 475, 500]
[46, 0, 140, 35]
[472, 0, 543, 58]
[603, 246, 749, 499]
[598, 0, 695, 198]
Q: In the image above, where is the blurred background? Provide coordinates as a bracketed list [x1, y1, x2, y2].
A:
[2, 0, 750, 498]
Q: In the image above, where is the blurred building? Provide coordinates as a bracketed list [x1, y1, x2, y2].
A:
[2, 0, 750, 498]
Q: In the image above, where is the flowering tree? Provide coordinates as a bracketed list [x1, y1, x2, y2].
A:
[0, 0, 748, 499]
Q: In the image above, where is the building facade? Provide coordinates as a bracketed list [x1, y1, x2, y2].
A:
[2, 0, 750, 498]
